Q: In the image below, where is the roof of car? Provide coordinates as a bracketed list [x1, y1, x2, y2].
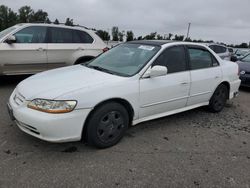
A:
[128, 40, 173, 46]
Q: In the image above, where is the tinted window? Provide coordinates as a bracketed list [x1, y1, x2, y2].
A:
[50, 27, 93, 43]
[210, 45, 226, 54]
[14, 26, 47, 43]
[50, 27, 73, 43]
[220, 46, 227, 53]
[153, 46, 187, 73]
[188, 48, 213, 70]
[74, 30, 93, 43]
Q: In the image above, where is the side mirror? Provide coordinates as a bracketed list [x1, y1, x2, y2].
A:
[5, 35, 16, 44]
[231, 55, 238, 62]
[143, 66, 168, 78]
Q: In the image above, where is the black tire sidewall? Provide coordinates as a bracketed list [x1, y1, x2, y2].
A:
[86, 102, 129, 148]
[209, 84, 228, 112]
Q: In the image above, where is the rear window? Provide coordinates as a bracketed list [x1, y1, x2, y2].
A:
[49, 27, 93, 43]
[209, 45, 227, 54]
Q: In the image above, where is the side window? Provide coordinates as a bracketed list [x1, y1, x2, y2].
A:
[188, 48, 213, 70]
[220, 46, 227, 53]
[50, 28, 74, 43]
[14, 26, 47, 43]
[209, 45, 220, 54]
[74, 30, 94, 43]
[153, 46, 187, 74]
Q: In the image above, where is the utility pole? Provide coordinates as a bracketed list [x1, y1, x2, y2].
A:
[186, 23, 191, 39]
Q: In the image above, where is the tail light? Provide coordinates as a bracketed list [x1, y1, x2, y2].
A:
[102, 47, 109, 53]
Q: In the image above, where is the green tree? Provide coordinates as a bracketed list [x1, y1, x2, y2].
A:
[112, 26, 119, 41]
[65, 18, 73, 26]
[18, 6, 34, 23]
[118, 31, 124, 42]
[144, 32, 157, 40]
[238, 43, 248, 48]
[32, 9, 48, 22]
[137, 36, 143, 40]
[157, 34, 163, 40]
[184, 37, 192, 42]
[166, 33, 173, 40]
[126, 31, 134, 41]
[54, 18, 59, 24]
[173, 34, 184, 41]
[45, 18, 51, 24]
[96, 30, 110, 41]
[0, 5, 18, 30]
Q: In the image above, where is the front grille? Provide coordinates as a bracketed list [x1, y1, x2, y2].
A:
[13, 91, 26, 106]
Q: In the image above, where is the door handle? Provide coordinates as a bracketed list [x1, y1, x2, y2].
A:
[76, 47, 83, 51]
[36, 48, 46, 51]
[180, 82, 189, 85]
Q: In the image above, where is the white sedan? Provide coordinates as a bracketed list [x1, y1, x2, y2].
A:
[7, 41, 241, 148]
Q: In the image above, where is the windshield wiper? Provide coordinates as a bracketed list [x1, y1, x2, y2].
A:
[87, 65, 115, 75]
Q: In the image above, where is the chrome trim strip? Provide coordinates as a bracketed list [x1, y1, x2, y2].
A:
[141, 96, 188, 108]
[190, 91, 212, 97]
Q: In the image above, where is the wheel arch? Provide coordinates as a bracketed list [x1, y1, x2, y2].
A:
[81, 98, 135, 141]
[219, 81, 230, 99]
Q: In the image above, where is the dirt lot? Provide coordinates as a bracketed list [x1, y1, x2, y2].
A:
[0, 76, 250, 188]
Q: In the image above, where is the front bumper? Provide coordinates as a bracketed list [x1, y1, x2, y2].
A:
[240, 74, 250, 87]
[8, 92, 92, 143]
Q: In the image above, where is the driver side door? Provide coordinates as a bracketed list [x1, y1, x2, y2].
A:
[1, 26, 48, 75]
[139, 45, 191, 119]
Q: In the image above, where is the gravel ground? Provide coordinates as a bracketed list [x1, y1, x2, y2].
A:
[0, 75, 250, 188]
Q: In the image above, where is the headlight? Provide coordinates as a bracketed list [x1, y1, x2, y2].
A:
[27, 99, 77, 113]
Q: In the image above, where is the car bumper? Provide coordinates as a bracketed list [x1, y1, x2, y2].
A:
[240, 74, 250, 87]
[229, 79, 241, 99]
[8, 95, 92, 143]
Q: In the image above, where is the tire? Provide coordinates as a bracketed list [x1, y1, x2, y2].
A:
[86, 102, 129, 148]
[208, 84, 228, 113]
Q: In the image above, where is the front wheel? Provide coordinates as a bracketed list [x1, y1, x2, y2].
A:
[86, 102, 129, 148]
[208, 84, 228, 113]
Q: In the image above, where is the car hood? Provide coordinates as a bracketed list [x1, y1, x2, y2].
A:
[237, 61, 250, 72]
[16, 65, 124, 100]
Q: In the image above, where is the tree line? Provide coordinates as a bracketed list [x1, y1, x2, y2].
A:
[0, 4, 74, 31]
[0, 4, 249, 48]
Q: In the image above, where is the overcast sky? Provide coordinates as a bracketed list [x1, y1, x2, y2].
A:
[1, 0, 250, 44]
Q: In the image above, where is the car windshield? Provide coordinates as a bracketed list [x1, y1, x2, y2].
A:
[0, 26, 17, 39]
[85, 43, 160, 76]
[242, 53, 250, 63]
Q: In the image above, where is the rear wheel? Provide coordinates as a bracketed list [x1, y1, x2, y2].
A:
[208, 84, 228, 112]
[86, 102, 129, 148]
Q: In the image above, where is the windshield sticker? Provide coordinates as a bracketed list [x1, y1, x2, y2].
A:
[138, 45, 155, 51]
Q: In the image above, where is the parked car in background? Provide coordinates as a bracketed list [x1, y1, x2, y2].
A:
[234, 49, 250, 59]
[7, 41, 241, 148]
[206, 43, 232, 61]
[0, 23, 107, 75]
[237, 53, 250, 87]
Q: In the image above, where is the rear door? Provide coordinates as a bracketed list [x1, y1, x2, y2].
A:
[1, 26, 48, 74]
[186, 46, 222, 106]
[47, 27, 94, 69]
[139, 45, 191, 118]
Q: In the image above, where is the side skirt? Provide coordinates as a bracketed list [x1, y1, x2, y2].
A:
[132, 102, 209, 126]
